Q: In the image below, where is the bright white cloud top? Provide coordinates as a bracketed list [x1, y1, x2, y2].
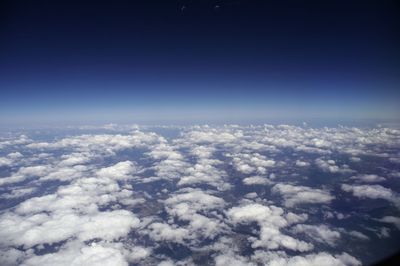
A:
[0, 124, 399, 265]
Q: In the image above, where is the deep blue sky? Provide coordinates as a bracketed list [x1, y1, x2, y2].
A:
[0, 0, 399, 125]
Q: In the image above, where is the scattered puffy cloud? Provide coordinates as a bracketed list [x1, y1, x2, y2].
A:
[315, 159, 353, 174]
[0, 135, 31, 149]
[389, 157, 400, 164]
[21, 241, 136, 266]
[96, 161, 137, 180]
[292, 224, 341, 246]
[0, 157, 13, 167]
[162, 189, 226, 240]
[0, 208, 140, 247]
[243, 176, 272, 185]
[377, 216, 400, 229]
[0, 187, 36, 199]
[59, 152, 92, 166]
[350, 174, 386, 183]
[146, 222, 191, 244]
[178, 158, 230, 190]
[272, 183, 334, 207]
[215, 251, 255, 266]
[26, 131, 161, 152]
[341, 184, 399, 207]
[251, 250, 361, 266]
[295, 160, 310, 167]
[227, 203, 313, 251]
[229, 153, 275, 175]
[181, 128, 240, 144]
[344, 230, 370, 241]
[0, 165, 52, 186]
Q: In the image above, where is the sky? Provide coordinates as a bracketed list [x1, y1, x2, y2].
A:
[0, 0, 399, 125]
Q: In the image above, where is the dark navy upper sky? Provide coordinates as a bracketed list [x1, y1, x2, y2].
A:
[1, 0, 399, 125]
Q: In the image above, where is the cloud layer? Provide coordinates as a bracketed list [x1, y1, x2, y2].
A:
[1, 124, 399, 265]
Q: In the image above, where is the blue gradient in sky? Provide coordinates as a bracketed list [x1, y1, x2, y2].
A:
[0, 1, 399, 125]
